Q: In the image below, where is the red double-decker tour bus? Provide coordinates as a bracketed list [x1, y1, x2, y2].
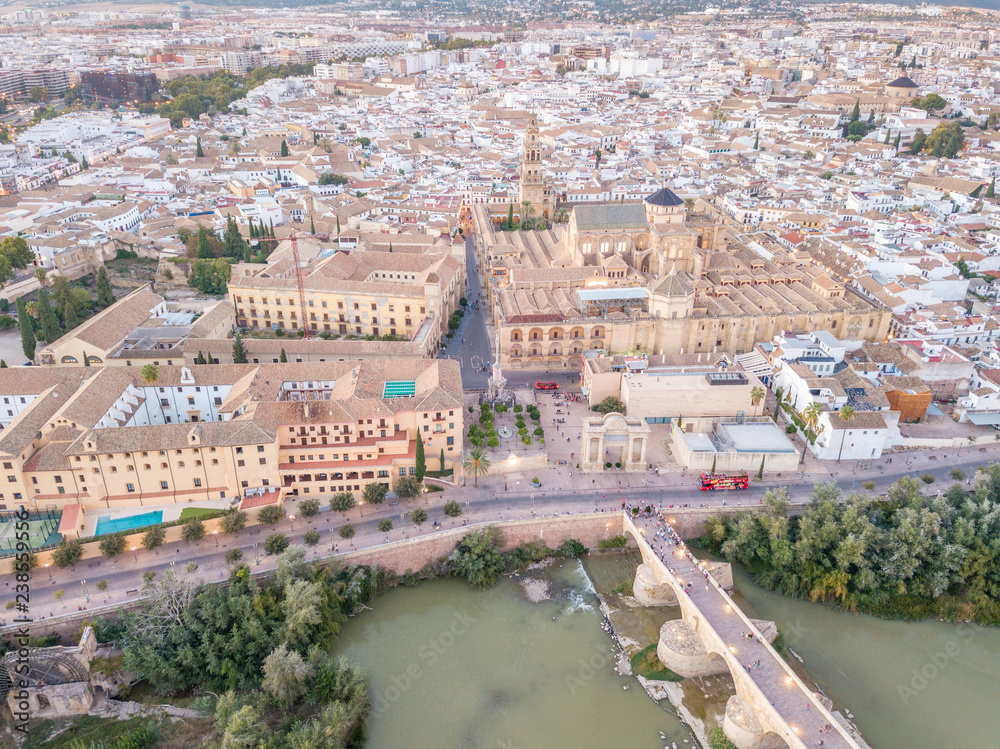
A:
[535, 381, 559, 390]
[698, 471, 750, 491]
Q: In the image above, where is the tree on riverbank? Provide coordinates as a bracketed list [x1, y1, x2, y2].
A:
[698, 471, 1000, 624]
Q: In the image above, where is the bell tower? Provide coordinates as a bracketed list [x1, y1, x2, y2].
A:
[519, 113, 551, 221]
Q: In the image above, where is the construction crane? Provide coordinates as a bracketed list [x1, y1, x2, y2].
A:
[289, 230, 310, 340]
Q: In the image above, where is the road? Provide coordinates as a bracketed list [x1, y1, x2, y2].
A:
[4, 442, 997, 629]
[439, 236, 492, 390]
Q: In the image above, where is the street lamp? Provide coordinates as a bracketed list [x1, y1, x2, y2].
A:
[81, 579, 90, 603]
[131, 545, 137, 562]
[253, 542, 260, 565]
[45, 562, 52, 581]
[213, 530, 219, 547]
[288, 514, 295, 532]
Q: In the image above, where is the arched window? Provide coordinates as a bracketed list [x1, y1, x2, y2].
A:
[61, 356, 78, 364]
[511, 330, 521, 341]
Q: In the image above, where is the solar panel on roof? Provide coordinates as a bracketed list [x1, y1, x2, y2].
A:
[383, 380, 416, 398]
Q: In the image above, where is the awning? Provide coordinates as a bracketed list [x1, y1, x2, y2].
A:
[966, 412, 1000, 426]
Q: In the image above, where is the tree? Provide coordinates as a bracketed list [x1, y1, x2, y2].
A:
[377, 518, 393, 534]
[17, 299, 35, 361]
[439, 448, 446, 473]
[280, 139, 289, 157]
[99, 533, 128, 558]
[220, 509, 248, 534]
[409, 508, 428, 526]
[232, 333, 248, 364]
[910, 128, 927, 154]
[225, 549, 244, 565]
[506, 203, 514, 228]
[338, 523, 356, 540]
[303, 529, 320, 546]
[749, 385, 766, 417]
[362, 482, 387, 506]
[141, 363, 159, 384]
[330, 491, 355, 512]
[52, 538, 83, 568]
[415, 434, 426, 481]
[836, 406, 856, 462]
[1, 237, 34, 268]
[181, 518, 206, 542]
[986, 176, 995, 199]
[189, 258, 230, 295]
[318, 172, 348, 186]
[850, 98, 860, 123]
[222, 216, 247, 260]
[36, 288, 61, 343]
[262, 644, 312, 707]
[912, 93, 947, 112]
[52, 276, 87, 331]
[95, 266, 114, 308]
[264, 533, 290, 555]
[195, 136, 205, 157]
[803, 402, 824, 436]
[142, 525, 166, 551]
[450, 526, 505, 589]
[394, 475, 421, 498]
[594, 148, 602, 168]
[924, 122, 965, 159]
[279, 347, 287, 363]
[298, 498, 320, 517]
[195, 226, 214, 259]
[753, 132, 759, 150]
[443, 500, 462, 518]
[893, 133, 901, 150]
[592, 395, 626, 415]
[463, 447, 491, 489]
[258, 504, 285, 525]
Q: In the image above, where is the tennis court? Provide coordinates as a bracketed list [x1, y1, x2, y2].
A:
[0, 509, 62, 554]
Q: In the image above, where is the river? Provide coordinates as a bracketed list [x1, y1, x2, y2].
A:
[336, 554, 1000, 748]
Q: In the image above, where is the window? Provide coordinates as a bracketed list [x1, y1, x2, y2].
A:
[447, 436, 454, 445]
[237, 460, 245, 467]
[160, 481, 169, 490]
[257, 445, 265, 453]
[194, 478, 202, 487]
[260, 458, 267, 465]
[126, 483, 135, 493]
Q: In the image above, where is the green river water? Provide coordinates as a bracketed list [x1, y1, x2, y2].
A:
[335, 553, 1000, 748]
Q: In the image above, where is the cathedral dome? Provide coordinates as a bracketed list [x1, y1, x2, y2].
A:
[644, 186, 684, 207]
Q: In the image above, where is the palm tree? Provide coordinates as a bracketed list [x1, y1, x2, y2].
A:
[519, 199, 534, 228]
[836, 406, 856, 463]
[750, 385, 766, 417]
[463, 447, 491, 489]
[140, 363, 159, 385]
[803, 402, 824, 436]
[34, 268, 48, 287]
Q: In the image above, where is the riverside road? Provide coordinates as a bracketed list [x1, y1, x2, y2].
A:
[3, 442, 997, 630]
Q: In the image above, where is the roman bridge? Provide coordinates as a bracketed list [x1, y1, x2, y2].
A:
[622, 513, 864, 749]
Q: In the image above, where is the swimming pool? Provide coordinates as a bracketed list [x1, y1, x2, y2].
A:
[94, 511, 163, 536]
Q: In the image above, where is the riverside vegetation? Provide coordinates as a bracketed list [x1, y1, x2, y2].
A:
[22, 527, 591, 748]
[697, 467, 1000, 625]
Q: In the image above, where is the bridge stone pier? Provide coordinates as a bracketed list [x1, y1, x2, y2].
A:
[623, 512, 863, 749]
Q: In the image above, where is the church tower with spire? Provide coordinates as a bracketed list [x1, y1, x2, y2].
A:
[519, 113, 551, 221]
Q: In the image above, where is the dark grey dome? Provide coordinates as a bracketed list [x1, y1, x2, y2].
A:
[644, 186, 683, 207]
[887, 76, 918, 89]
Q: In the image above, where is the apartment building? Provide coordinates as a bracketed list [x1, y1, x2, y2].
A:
[0, 359, 462, 513]
[229, 235, 464, 352]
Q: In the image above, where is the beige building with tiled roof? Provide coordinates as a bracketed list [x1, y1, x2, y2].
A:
[0, 359, 462, 514]
[228, 234, 464, 352]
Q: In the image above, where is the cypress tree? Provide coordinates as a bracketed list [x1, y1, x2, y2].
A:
[850, 99, 860, 123]
[95, 266, 114, 308]
[388, 242, 393, 253]
[195, 136, 204, 158]
[17, 298, 35, 361]
[336, 215, 341, 235]
[0, 360, 7, 368]
[279, 347, 287, 363]
[884, 129, 891, 145]
[83, 352, 90, 367]
[506, 202, 514, 227]
[439, 448, 445, 473]
[280, 139, 288, 157]
[893, 133, 900, 150]
[37, 287, 61, 342]
[232, 333, 248, 364]
[310, 216, 315, 234]
[269, 219, 274, 237]
[196, 351, 206, 365]
[415, 434, 426, 481]
[987, 176, 996, 199]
